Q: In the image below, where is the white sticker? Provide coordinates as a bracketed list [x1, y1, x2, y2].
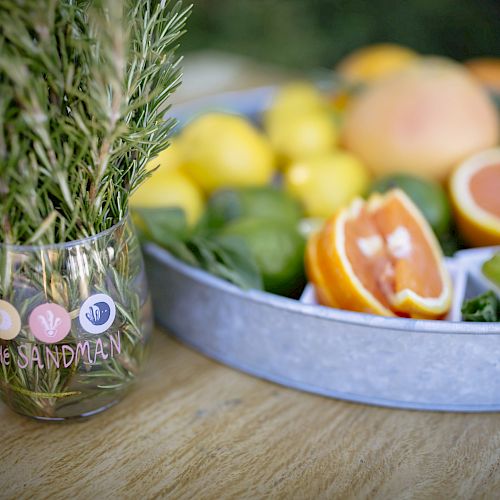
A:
[79, 294, 116, 335]
[0, 300, 21, 340]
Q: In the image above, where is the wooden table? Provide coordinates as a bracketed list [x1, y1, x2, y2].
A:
[2, 328, 500, 499]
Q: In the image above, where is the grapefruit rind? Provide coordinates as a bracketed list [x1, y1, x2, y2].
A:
[305, 232, 338, 308]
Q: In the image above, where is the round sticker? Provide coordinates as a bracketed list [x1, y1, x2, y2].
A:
[0, 300, 21, 340]
[29, 303, 71, 344]
[79, 293, 116, 334]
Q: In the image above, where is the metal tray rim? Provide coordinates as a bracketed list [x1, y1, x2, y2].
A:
[145, 243, 500, 336]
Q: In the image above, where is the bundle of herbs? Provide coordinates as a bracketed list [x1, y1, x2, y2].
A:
[0, 0, 190, 419]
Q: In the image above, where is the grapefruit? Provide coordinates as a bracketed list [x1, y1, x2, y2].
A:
[306, 189, 452, 318]
[342, 58, 499, 181]
[369, 173, 452, 237]
[449, 148, 500, 247]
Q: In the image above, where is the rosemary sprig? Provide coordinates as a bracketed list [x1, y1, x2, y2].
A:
[0, 0, 190, 245]
[0, 0, 190, 419]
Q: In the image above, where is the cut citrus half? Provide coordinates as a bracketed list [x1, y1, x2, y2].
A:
[449, 148, 500, 247]
[307, 189, 452, 318]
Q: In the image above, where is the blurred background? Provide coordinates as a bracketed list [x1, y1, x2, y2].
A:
[134, 0, 500, 302]
[183, 0, 500, 67]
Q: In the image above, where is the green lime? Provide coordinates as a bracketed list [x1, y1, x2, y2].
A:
[482, 253, 500, 287]
[218, 217, 306, 296]
[369, 173, 452, 236]
[207, 186, 303, 227]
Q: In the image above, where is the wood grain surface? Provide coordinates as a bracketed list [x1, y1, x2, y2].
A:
[2, 328, 500, 499]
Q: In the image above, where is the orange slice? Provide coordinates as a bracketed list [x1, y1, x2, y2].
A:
[306, 189, 452, 318]
[449, 148, 500, 247]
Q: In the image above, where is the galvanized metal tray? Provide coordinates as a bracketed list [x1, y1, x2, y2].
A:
[145, 243, 500, 412]
[144, 87, 500, 412]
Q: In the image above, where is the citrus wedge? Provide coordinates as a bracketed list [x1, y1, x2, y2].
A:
[307, 189, 452, 319]
[305, 232, 338, 308]
[449, 148, 500, 247]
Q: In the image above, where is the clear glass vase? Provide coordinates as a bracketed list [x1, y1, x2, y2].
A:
[0, 216, 152, 420]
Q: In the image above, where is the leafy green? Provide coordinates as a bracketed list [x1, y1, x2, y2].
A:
[134, 207, 263, 290]
[461, 291, 500, 322]
[482, 253, 500, 287]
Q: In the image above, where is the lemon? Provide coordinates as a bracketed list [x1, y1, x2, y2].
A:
[131, 169, 204, 226]
[144, 139, 183, 175]
[336, 43, 419, 84]
[264, 81, 326, 124]
[285, 151, 370, 218]
[266, 111, 338, 164]
[180, 113, 275, 193]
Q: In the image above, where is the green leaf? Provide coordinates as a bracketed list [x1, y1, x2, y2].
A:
[461, 291, 500, 322]
[133, 207, 198, 266]
[211, 236, 263, 290]
[482, 253, 500, 287]
[134, 207, 263, 290]
[134, 206, 188, 239]
[189, 236, 263, 290]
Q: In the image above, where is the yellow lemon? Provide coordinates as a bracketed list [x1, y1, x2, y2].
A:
[264, 81, 326, 125]
[144, 138, 183, 174]
[337, 43, 419, 84]
[131, 169, 204, 226]
[180, 113, 275, 193]
[285, 151, 370, 218]
[266, 111, 338, 165]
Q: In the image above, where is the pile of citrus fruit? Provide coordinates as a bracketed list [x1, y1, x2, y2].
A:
[131, 43, 500, 319]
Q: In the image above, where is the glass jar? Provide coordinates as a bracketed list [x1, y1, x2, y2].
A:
[0, 216, 152, 420]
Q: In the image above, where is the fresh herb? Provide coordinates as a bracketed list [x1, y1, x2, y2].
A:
[135, 207, 264, 290]
[482, 253, 500, 287]
[0, 0, 190, 419]
[0, 0, 190, 245]
[461, 291, 500, 322]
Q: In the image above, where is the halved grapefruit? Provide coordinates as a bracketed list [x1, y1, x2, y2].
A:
[449, 148, 500, 247]
[306, 189, 452, 319]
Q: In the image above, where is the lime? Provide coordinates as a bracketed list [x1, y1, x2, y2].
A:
[482, 253, 500, 287]
[207, 186, 303, 227]
[369, 173, 452, 236]
[285, 151, 371, 218]
[218, 217, 306, 296]
[180, 113, 275, 193]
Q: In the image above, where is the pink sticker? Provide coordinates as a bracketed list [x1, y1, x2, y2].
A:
[29, 303, 71, 344]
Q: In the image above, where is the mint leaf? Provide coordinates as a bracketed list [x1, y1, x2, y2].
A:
[133, 207, 263, 290]
[462, 291, 500, 322]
